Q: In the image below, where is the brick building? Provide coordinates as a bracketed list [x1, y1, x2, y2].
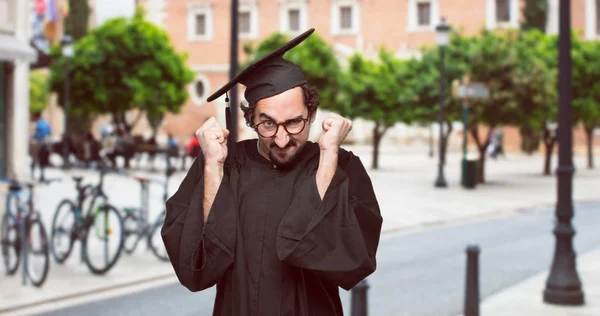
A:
[137, 0, 600, 152]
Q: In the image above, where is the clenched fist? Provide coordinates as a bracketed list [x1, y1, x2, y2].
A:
[318, 114, 353, 152]
[196, 117, 229, 165]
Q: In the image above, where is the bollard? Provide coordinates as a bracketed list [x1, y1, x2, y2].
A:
[464, 245, 480, 316]
[351, 279, 369, 316]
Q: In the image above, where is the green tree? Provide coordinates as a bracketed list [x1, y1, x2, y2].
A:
[415, 31, 475, 166]
[521, 0, 548, 31]
[243, 32, 342, 109]
[29, 70, 50, 115]
[338, 51, 418, 169]
[64, 0, 90, 41]
[573, 37, 600, 169]
[49, 8, 194, 134]
[513, 29, 558, 175]
[464, 30, 521, 183]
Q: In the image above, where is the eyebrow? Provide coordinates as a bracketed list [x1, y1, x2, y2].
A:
[258, 113, 304, 123]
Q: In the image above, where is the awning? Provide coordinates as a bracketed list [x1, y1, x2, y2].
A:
[0, 34, 38, 63]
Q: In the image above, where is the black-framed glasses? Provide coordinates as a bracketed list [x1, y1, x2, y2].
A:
[252, 117, 309, 138]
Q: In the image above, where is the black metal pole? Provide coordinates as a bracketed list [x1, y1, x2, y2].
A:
[228, 0, 239, 145]
[464, 245, 480, 316]
[435, 46, 447, 188]
[62, 58, 71, 169]
[351, 279, 369, 316]
[543, 0, 584, 306]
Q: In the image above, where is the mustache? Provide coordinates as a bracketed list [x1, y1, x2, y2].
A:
[270, 139, 297, 149]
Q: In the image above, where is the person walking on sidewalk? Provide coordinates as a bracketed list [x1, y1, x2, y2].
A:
[161, 29, 383, 316]
[29, 111, 51, 181]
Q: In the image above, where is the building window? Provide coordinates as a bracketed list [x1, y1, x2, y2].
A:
[190, 74, 210, 105]
[288, 9, 300, 32]
[195, 14, 206, 36]
[408, 0, 438, 32]
[496, 0, 510, 23]
[280, 0, 308, 35]
[187, 3, 213, 42]
[340, 6, 352, 30]
[486, 0, 517, 29]
[417, 2, 431, 26]
[239, 11, 251, 34]
[238, 2, 258, 39]
[330, 0, 360, 35]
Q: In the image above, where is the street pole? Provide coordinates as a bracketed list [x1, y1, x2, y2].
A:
[62, 54, 71, 170]
[228, 0, 239, 145]
[60, 35, 73, 170]
[434, 44, 447, 188]
[461, 100, 468, 186]
[543, 0, 584, 306]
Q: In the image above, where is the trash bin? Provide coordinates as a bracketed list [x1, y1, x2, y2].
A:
[462, 158, 478, 189]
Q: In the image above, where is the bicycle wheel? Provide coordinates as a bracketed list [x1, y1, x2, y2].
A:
[1, 212, 20, 275]
[122, 212, 142, 255]
[26, 217, 50, 287]
[148, 212, 169, 262]
[50, 199, 77, 264]
[82, 204, 124, 275]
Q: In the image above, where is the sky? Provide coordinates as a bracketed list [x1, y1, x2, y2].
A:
[94, 0, 136, 25]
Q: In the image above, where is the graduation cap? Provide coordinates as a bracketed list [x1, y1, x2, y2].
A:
[206, 28, 315, 104]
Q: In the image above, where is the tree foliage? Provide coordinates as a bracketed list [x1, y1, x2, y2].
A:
[572, 35, 600, 168]
[513, 29, 558, 157]
[521, 0, 548, 31]
[29, 70, 50, 115]
[49, 8, 194, 133]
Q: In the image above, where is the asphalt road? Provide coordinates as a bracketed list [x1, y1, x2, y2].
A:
[38, 202, 600, 316]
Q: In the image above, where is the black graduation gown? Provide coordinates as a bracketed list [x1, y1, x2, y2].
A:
[161, 140, 383, 316]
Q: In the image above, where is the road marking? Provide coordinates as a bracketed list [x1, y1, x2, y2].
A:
[3, 275, 179, 316]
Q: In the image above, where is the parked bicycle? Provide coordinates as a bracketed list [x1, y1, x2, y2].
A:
[122, 166, 176, 262]
[50, 168, 125, 275]
[1, 177, 59, 287]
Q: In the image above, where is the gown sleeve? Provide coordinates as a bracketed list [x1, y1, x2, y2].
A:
[276, 152, 383, 291]
[161, 155, 237, 292]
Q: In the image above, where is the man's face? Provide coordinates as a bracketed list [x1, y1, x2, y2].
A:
[253, 86, 315, 169]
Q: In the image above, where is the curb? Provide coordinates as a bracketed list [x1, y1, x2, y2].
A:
[0, 272, 176, 314]
[380, 199, 600, 238]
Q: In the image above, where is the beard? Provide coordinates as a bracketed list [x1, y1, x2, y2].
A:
[268, 139, 301, 170]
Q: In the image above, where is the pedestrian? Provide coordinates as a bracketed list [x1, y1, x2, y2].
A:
[161, 29, 383, 316]
[29, 111, 52, 181]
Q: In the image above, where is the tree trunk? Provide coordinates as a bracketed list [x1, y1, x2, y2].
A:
[469, 124, 495, 184]
[371, 122, 388, 170]
[585, 126, 594, 169]
[542, 127, 557, 175]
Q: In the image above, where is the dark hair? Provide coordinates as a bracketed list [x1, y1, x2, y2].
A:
[240, 83, 320, 127]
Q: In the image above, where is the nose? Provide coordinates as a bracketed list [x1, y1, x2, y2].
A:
[274, 126, 290, 148]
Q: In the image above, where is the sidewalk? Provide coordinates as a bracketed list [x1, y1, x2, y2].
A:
[479, 249, 600, 316]
[1, 145, 599, 313]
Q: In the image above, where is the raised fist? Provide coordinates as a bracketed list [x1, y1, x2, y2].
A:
[195, 117, 229, 165]
[318, 114, 353, 152]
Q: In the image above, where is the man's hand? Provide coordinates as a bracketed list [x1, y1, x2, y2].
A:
[196, 117, 229, 166]
[318, 114, 353, 153]
[316, 114, 352, 199]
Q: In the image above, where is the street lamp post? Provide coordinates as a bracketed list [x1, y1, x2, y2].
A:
[434, 18, 450, 188]
[228, 0, 239, 145]
[543, 0, 585, 306]
[61, 35, 73, 170]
